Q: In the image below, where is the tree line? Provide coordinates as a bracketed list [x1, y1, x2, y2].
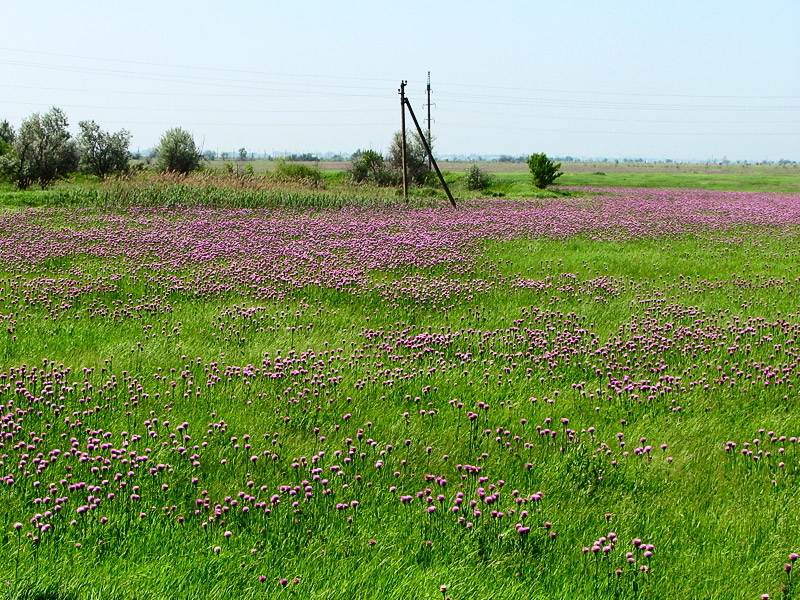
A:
[0, 106, 564, 191]
[0, 107, 201, 189]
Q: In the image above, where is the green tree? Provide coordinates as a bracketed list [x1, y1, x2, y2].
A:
[350, 149, 395, 186]
[527, 152, 563, 189]
[464, 163, 491, 191]
[0, 107, 78, 189]
[238, 147, 248, 162]
[77, 120, 131, 179]
[155, 128, 202, 174]
[0, 120, 14, 145]
[0, 120, 14, 162]
[388, 130, 431, 186]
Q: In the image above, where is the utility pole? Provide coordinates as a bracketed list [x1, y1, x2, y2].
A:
[399, 80, 408, 201]
[426, 71, 432, 169]
[404, 96, 456, 209]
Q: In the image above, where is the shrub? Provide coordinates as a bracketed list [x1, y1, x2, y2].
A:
[155, 128, 202, 174]
[464, 163, 491, 191]
[350, 150, 396, 186]
[527, 152, 563, 189]
[273, 159, 323, 185]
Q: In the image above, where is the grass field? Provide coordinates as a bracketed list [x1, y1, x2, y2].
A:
[1, 179, 800, 599]
[195, 159, 800, 194]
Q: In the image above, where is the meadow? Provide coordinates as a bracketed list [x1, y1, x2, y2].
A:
[1, 178, 800, 599]
[195, 159, 800, 194]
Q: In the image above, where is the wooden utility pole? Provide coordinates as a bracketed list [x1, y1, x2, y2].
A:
[426, 71, 432, 170]
[404, 97, 456, 209]
[399, 80, 408, 201]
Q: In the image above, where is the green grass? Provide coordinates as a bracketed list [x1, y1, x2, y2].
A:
[1, 190, 800, 599]
[443, 169, 800, 195]
[3, 160, 796, 209]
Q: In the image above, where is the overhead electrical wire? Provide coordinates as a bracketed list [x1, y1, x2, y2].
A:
[1, 99, 394, 115]
[2, 46, 797, 148]
[0, 60, 393, 99]
[2, 56, 798, 112]
[3, 46, 797, 101]
[437, 122, 800, 136]
[434, 94, 800, 112]
[6, 99, 795, 127]
[0, 47, 400, 84]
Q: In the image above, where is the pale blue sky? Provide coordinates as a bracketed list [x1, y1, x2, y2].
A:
[2, 0, 798, 160]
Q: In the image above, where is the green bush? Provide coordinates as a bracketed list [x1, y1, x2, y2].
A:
[273, 159, 323, 185]
[527, 152, 563, 189]
[350, 150, 397, 186]
[464, 163, 491, 191]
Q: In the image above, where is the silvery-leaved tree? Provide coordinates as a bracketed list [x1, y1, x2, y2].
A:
[388, 130, 431, 186]
[155, 127, 202, 174]
[0, 108, 78, 189]
[77, 120, 132, 179]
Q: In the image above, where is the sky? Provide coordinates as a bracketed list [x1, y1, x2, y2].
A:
[2, 0, 799, 161]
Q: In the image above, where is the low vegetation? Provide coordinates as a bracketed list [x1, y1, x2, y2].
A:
[464, 163, 491, 191]
[1, 186, 800, 599]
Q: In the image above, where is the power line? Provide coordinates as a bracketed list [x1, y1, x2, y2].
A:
[435, 96, 800, 112]
[7, 57, 794, 112]
[436, 122, 800, 136]
[0, 47, 400, 85]
[5, 56, 798, 117]
[1, 83, 380, 100]
[0, 58, 391, 92]
[0, 60, 393, 99]
[4, 46, 797, 102]
[0, 115, 397, 128]
[433, 80, 800, 101]
[430, 106, 800, 125]
[1, 99, 393, 115]
[5, 87, 795, 125]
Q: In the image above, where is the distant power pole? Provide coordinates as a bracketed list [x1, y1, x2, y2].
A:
[425, 71, 433, 169]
